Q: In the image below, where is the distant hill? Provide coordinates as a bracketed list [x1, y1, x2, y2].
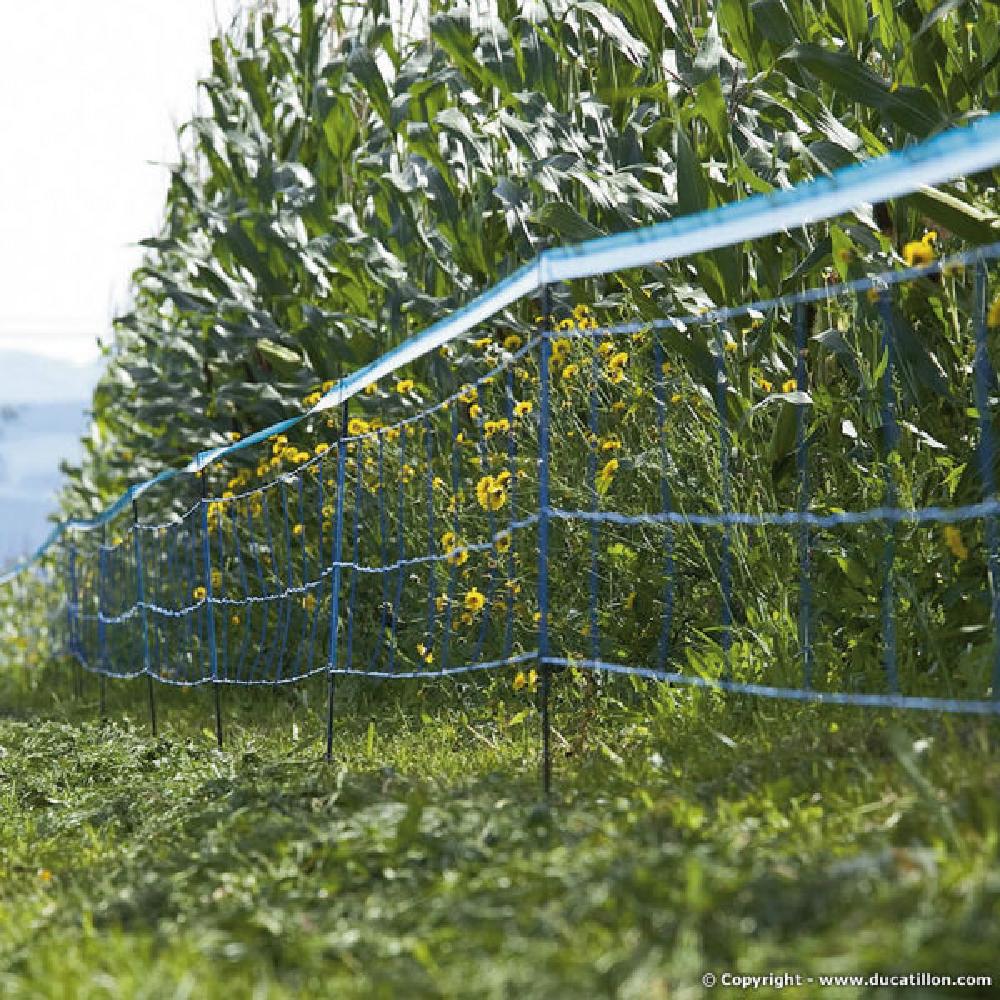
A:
[0, 351, 97, 561]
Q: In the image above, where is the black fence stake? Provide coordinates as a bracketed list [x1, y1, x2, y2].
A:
[98, 523, 108, 722]
[326, 390, 349, 763]
[132, 495, 157, 737]
[199, 471, 223, 750]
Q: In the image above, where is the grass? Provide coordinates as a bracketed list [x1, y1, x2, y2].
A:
[1, 663, 999, 998]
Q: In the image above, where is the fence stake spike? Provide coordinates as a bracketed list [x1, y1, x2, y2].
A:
[98, 523, 108, 722]
[132, 497, 157, 737]
[326, 395, 349, 763]
[200, 472, 223, 749]
[538, 282, 553, 798]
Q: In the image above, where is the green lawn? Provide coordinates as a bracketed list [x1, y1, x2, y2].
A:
[1, 664, 998, 998]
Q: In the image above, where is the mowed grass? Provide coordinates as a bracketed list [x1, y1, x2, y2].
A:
[1, 663, 999, 999]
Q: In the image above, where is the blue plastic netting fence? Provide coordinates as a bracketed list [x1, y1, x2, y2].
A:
[4, 114, 1000, 722]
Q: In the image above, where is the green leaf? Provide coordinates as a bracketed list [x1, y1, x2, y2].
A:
[903, 186, 1000, 244]
[750, 0, 798, 49]
[530, 203, 606, 242]
[826, 0, 869, 52]
[576, 1, 649, 65]
[347, 47, 390, 123]
[718, 0, 758, 71]
[768, 399, 803, 475]
[257, 339, 303, 377]
[693, 73, 728, 148]
[783, 44, 943, 136]
[675, 125, 708, 217]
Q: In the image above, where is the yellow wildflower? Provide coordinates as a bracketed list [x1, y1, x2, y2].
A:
[551, 338, 571, 361]
[943, 525, 968, 561]
[987, 296, 1000, 329]
[902, 239, 935, 267]
[596, 458, 619, 493]
[441, 531, 469, 566]
[476, 474, 508, 512]
[484, 418, 510, 437]
[464, 588, 486, 613]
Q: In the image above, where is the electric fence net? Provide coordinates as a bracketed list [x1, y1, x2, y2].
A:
[5, 114, 1000, 731]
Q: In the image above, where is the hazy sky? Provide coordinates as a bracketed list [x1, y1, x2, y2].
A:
[0, 1, 244, 365]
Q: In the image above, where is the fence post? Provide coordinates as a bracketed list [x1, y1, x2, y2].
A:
[199, 471, 223, 749]
[875, 292, 900, 694]
[98, 524, 108, 720]
[972, 260, 1000, 697]
[326, 398, 349, 762]
[132, 495, 156, 736]
[66, 538, 82, 698]
[794, 303, 813, 690]
[538, 282, 553, 797]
